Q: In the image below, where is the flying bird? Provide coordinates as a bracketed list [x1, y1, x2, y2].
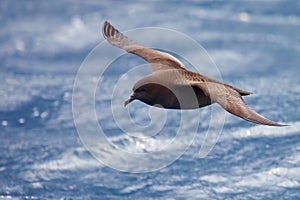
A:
[102, 21, 286, 126]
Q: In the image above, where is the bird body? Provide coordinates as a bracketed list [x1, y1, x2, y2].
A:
[129, 69, 211, 109]
[102, 21, 286, 126]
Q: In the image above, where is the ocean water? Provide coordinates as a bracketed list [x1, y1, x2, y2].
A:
[1, 0, 300, 199]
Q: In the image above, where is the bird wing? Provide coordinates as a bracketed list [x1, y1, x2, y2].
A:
[190, 81, 286, 126]
[102, 21, 185, 72]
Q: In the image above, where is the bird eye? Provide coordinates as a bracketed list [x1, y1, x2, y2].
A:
[141, 88, 146, 92]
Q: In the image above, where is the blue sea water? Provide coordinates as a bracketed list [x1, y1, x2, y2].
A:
[1, 0, 300, 199]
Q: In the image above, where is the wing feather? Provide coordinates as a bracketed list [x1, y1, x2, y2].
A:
[193, 82, 286, 126]
[102, 21, 185, 72]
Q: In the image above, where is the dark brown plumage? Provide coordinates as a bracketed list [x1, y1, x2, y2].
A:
[103, 21, 286, 126]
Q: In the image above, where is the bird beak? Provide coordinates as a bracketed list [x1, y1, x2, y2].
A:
[124, 94, 136, 107]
